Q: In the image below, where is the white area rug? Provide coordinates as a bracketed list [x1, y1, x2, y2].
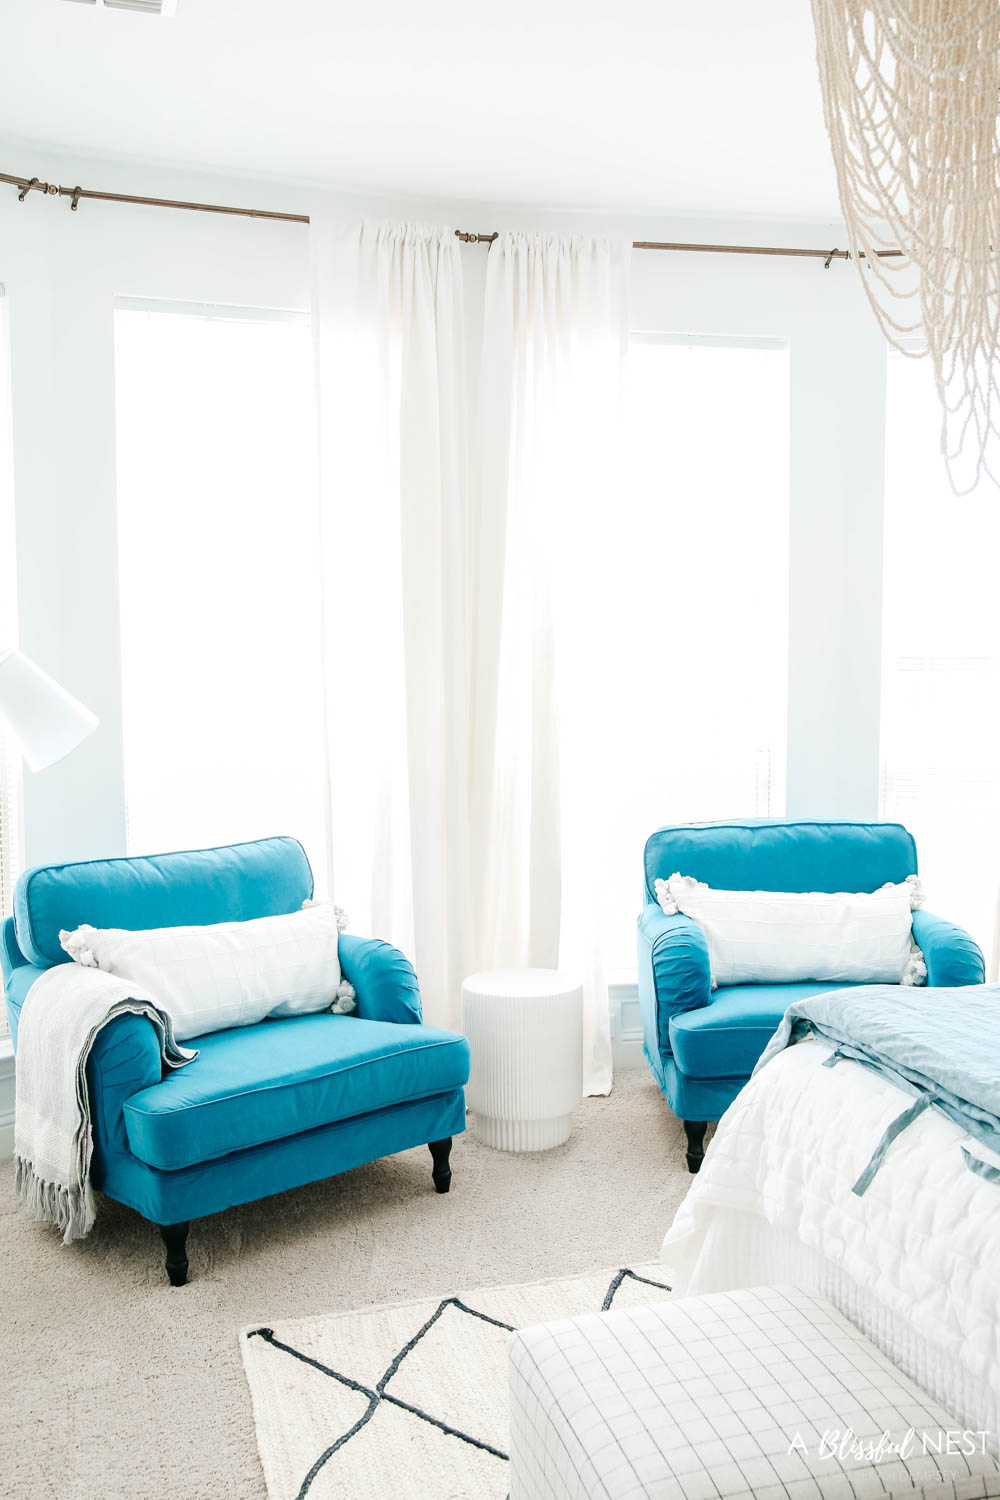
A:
[240, 1262, 673, 1500]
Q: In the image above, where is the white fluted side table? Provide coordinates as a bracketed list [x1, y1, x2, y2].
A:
[461, 968, 584, 1151]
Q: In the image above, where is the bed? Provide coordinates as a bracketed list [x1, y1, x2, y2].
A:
[660, 1027, 1000, 1441]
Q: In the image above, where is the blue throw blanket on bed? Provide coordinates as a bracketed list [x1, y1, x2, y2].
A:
[754, 983, 1000, 1194]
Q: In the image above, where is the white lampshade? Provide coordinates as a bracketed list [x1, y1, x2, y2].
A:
[0, 648, 99, 772]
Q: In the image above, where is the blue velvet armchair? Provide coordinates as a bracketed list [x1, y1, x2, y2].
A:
[1, 836, 470, 1284]
[637, 819, 984, 1171]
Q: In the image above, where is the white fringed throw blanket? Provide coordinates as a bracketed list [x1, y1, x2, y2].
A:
[14, 964, 196, 1243]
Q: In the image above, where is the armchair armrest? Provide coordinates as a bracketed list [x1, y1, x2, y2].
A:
[338, 934, 423, 1026]
[4, 960, 44, 1050]
[4, 956, 164, 1171]
[87, 1012, 166, 1172]
[911, 908, 985, 988]
[2, 914, 25, 984]
[636, 903, 712, 1074]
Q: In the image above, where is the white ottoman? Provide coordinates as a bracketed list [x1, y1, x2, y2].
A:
[461, 967, 583, 1151]
[508, 1285, 1000, 1500]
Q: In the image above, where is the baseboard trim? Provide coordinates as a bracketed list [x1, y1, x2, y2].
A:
[610, 980, 645, 1071]
[612, 1029, 646, 1071]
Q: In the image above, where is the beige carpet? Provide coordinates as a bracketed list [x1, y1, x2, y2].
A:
[0, 1070, 699, 1500]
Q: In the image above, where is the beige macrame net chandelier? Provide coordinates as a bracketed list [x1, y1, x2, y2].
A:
[811, 0, 1000, 494]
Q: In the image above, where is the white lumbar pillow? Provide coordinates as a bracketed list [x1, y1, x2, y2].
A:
[654, 873, 926, 988]
[59, 900, 356, 1041]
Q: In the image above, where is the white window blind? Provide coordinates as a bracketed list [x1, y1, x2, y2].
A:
[114, 302, 329, 886]
[0, 287, 22, 934]
[880, 351, 1000, 965]
[602, 336, 790, 972]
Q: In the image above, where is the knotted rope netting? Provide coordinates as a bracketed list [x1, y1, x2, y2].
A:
[812, 0, 1000, 492]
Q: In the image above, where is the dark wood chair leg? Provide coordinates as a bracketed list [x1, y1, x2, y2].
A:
[428, 1138, 452, 1194]
[683, 1121, 708, 1174]
[159, 1222, 190, 1286]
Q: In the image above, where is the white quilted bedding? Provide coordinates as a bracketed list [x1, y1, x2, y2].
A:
[661, 1038, 1000, 1439]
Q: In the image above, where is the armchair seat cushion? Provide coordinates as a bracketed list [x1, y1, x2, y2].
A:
[668, 979, 863, 1079]
[123, 1013, 470, 1172]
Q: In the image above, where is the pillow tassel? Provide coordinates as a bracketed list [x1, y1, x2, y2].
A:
[333, 980, 356, 1014]
[302, 897, 350, 932]
[902, 942, 928, 987]
[58, 927, 100, 968]
[653, 878, 678, 915]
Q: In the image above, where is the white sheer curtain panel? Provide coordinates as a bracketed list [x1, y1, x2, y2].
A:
[472, 232, 631, 1096]
[311, 217, 474, 1030]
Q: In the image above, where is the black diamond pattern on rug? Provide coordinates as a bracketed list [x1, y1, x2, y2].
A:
[246, 1265, 672, 1500]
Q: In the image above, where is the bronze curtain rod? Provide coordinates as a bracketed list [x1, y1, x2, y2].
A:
[0, 170, 310, 223]
[0, 169, 904, 263]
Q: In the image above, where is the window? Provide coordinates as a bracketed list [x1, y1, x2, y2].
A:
[601, 335, 790, 971]
[114, 302, 328, 884]
[880, 351, 1000, 965]
[0, 287, 22, 930]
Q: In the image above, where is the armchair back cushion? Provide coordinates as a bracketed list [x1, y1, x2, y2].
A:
[643, 820, 917, 904]
[13, 836, 313, 968]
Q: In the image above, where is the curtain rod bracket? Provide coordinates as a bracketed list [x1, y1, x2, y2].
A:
[70, 186, 82, 213]
[17, 177, 41, 203]
[824, 247, 839, 269]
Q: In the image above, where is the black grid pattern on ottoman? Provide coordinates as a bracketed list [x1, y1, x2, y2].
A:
[508, 1285, 1000, 1500]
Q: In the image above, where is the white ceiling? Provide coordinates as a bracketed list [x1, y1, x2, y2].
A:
[1, 0, 842, 219]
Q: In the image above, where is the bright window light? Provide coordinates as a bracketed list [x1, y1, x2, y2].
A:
[602, 336, 790, 972]
[114, 303, 328, 886]
[880, 351, 1000, 965]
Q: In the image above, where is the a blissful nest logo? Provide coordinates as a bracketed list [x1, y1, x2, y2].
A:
[788, 1426, 994, 1467]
